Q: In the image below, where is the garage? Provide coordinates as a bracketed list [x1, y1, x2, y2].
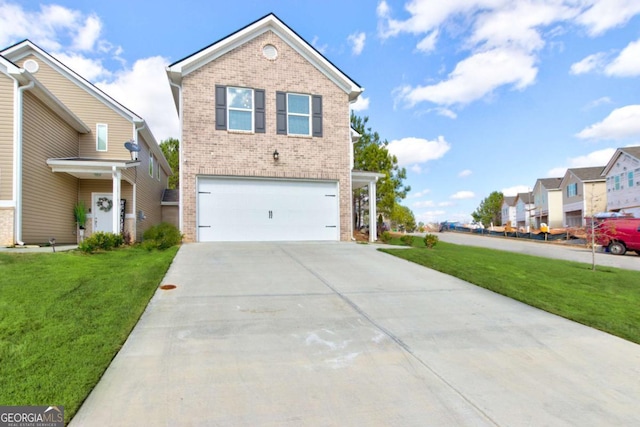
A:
[197, 177, 339, 242]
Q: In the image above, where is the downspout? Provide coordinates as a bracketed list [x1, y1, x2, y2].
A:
[13, 79, 35, 244]
[168, 79, 183, 235]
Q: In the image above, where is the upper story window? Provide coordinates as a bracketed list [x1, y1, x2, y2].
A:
[277, 92, 322, 137]
[628, 171, 634, 188]
[614, 175, 620, 190]
[228, 87, 253, 131]
[96, 124, 108, 151]
[215, 85, 265, 133]
[149, 153, 154, 177]
[287, 93, 311, 136]
[567, 183, 578, 197]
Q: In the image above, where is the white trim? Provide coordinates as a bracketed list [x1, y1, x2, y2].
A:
[286, 93, 311, 136]
[0, 201, 15, 208]
[227, 86, 255, 132]
[166, 14, 363, 101]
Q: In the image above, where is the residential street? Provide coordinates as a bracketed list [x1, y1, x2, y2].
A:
[430, 231, 640, 271]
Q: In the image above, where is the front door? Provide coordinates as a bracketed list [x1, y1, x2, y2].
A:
[93, 193, 114, 233]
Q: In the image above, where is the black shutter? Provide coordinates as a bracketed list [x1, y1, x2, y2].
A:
[312, 95, 322, 137]
[215, 85, 226, 130]
[255, 89, 265, 133]
[276, 91, 287, 135]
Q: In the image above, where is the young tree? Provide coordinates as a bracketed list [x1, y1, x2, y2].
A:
[472, 191, 503, 227]
[159, 138, 179, 189]
[351, 113, 410, 229]
[390, 204, 417, 232]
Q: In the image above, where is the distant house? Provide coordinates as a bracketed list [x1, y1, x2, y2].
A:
[602, 146, 640, 218]
[560, 166, 606, 227]
[501, 196, 516, 227]
[514, 192, 534, 230]
[532, 178, 563, 228]
[166, 13, 383, 242]
[0, 41, 171, 245]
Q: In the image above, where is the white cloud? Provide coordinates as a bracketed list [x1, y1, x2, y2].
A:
[379, 0, 640, 110]
[413, 200, 435, 208]
[311, 36, 327, 54]
[547, 148, 616, 177]
[583, 97, 612, 110]
[438, 201, 454, 207]
[501, 185, 530, 196]
[415, 210, 447, 224]
[410, 164, 422, 174]
[97, 56, 179, 141]
[408, 188, 431, 198]
[458, 169, 472, 177]
[451, 190, 475, 200]
[54, 52, 111, 81]
[416, 30, 438, 53]
[347, 31, 366, 55]
[434, 107, 457, 119]
[397, 47, 537, 106]
[576, 0, 640, 36]
[605, 38, 640, 77]
[576, 105, 640, 140]
[73, 14, 102, 51]
[350, 96, 369, 112]
[570, 52, 606, 75]
[386, 135, 451, 167]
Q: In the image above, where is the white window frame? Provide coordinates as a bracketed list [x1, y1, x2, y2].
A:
[96, 124, 108, 152]
[567, 183, 578, 197]
[156, 158, 160, 181]
[227, 87, 254, 132]
[287, 93, 311, 136]
[149, 153, 154, 177]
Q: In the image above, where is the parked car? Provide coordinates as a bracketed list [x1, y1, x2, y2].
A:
[590, 217, 640, 255]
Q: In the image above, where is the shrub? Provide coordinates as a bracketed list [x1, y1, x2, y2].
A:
[380, 231, 391, 243]
[424, 233, 439, 249]
[78, 232, 124, 253]
[142, 222, 182, 250]
[400, 235, 414, 246]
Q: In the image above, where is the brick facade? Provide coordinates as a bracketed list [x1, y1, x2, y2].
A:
[181, 30, 353, 242]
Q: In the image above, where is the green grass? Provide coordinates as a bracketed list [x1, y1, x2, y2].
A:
[381, 239, 640, 344]
[0, 246, 178, 423]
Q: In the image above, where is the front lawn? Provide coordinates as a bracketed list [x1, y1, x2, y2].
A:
[382, 239, 640, 344]
[0, 246, 178, 423]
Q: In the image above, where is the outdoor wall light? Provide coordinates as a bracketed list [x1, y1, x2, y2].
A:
[273, 149, 279, 161]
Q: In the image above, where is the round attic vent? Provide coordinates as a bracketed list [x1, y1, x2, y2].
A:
[262, 44, 278, 60]
[24, 59, 39, 73]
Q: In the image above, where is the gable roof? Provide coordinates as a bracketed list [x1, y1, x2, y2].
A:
[561, 166, 605, 187]
[535, 177, 562, 191]
[514, 192, 533, 204]
[503, 196, 516, 206]
[602, 146, 640, 176]
[1, 40, 144, 123]
[1, 39, 172, 175]
[166, 13, 364, 110]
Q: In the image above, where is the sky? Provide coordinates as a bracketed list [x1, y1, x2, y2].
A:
[2, 0, 640, 224]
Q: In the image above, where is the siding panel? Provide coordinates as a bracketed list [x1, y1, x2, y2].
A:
[0, 73, 14, 201]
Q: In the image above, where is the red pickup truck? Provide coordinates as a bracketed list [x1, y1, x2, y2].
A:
[591, 217, 640, 255]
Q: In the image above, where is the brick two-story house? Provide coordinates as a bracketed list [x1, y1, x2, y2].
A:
[166, 14, 375, 242]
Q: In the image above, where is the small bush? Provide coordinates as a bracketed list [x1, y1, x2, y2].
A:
[424, 233, 439, 249]
[78, 232, 124, 253]
[380, 231, 391, 243]
[142, 222, 182, 250]
[400, 235, 414, 246]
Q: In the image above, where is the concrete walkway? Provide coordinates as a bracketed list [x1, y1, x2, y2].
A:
[70, 242, 640, 426]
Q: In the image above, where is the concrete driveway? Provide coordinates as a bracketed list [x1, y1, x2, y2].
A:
[70, 242, 640, 426]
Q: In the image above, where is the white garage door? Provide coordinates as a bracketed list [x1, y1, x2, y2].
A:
[197, 178, 339, 242]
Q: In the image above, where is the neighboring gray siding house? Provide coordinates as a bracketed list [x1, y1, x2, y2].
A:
[166, 14, 377, 242]
[602, 146, 640, 217]
[560, 166, 606, 226]
[533, 178, 563, 228]
[0, 41, 171, 245]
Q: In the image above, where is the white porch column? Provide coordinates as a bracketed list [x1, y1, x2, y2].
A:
[368, 179, 377, 242]
[112, 166, 121, 234]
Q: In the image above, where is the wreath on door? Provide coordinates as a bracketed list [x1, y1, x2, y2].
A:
[97, 197, 113, 212]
